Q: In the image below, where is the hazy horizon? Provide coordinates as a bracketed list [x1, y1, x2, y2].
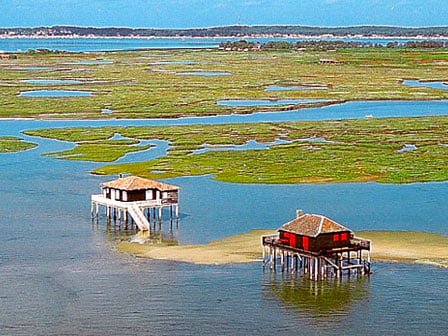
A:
[2, 24, 448, 30]
[1, 0, 447, 29]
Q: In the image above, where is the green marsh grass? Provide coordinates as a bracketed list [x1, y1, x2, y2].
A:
[24, 116, 448, 184]
[3, 48, 448, 119]
[0, 136, 37, 153]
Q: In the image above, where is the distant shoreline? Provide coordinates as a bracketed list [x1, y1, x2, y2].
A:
[2, 34, 448, 40]
[3, 25, 448, 40]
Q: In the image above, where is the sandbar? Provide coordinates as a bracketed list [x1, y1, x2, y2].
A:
[118, 230, 448, 268]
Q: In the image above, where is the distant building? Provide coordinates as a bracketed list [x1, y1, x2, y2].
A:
[319, 58, 341, 64]
[0, 52, 16, 60]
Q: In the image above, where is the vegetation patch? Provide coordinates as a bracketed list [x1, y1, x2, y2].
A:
[42, 139, 151, 162]
[4, 48, 448, 119]
[0, 136, 37, 153]
[24, 116, 448, 184]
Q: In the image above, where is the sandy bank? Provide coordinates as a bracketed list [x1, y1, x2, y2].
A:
[118, 230, 448, 268]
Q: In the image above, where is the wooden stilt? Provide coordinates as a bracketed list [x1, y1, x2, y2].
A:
[158, 207, 163, 222]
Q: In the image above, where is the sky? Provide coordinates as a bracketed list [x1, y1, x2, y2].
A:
[1, 0, 448, 28]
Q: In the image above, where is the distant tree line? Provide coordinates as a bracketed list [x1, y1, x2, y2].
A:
[2, 25, 448, 38]
[219, 40, 448, 51]
[24, 49, 68, 54]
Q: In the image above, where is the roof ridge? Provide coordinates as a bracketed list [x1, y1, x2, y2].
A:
[318, 215, 324, 235]
[318, 214, 352, 233]
[280, 212, 351, 237]
[101, 176, 179, 191]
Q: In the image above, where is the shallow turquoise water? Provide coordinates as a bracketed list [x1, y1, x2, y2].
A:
[3, 99, 447, 125]
[8, 66, 53, 71]
[403, 79, 448, 90]
[0, 106, 447, 334]
[1, 37, 448, 52]
[178, 71, 232, 76]
[266, 85, 328, 91]
[22, 79, 84, 85]
[217, 99, 327, 106]
[70, 60, 113, 65]
[19, 90, 93, 97]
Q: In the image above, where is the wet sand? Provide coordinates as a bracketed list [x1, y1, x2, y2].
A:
[118, 230, 448, 267]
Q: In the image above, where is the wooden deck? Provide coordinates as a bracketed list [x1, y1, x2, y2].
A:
[262, 234, 371, 280]
[91, 194, 179, 231]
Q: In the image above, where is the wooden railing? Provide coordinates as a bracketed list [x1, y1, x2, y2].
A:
[262, 234, 279, 245]
[92, 194, 178, 207]
[350, 237, 371, 250]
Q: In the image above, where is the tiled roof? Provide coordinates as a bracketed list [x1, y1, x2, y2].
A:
[280, 213, 351, 237]
[102, 176, 179, 191]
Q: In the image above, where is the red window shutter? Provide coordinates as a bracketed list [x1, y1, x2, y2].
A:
[280, 232, 289, 244]
[289, 234, 297, 247]
[341, 233, 348, 241]
[303, 236, 309, 250]
[333, 234, 340, 242]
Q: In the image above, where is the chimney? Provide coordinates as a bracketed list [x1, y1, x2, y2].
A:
[296, 209, 304, 218]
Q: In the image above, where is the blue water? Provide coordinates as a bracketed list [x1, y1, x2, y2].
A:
[178, 71, 232, 76]
[397, 144, 418, 153]
[151, 61, 201, 65]
[266, 85, 328, 91]
[116, 139, 170, 164]
[0, 38, 224, 52]
[0, 108, 447, 334]
[403, 79, 448, 90]
[193, 139, 292, 155]
[68, 60, 113, 65]
[8, 66, 53, 71]
[19, 90, 93, 97]
[218, 99, 328, 107]
[22, 79, 84, 85]
[298, 137, 333, 143]
[0, 100, 447, 129]
[2, 37, 448, 52]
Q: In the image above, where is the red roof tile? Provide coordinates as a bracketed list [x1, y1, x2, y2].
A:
[280, 213, 351, 237]
[102, 176, 179, 192]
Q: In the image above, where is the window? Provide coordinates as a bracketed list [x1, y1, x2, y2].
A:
[146, 190, 153, 200]
[341, 233, 349, 241]
[333, 234, 340, 242]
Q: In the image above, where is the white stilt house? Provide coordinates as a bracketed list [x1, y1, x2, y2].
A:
[91, 176, 179, 231]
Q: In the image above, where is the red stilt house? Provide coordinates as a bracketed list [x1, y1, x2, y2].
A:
[262, 210, 371, 279]
[278, 211, 354, 253]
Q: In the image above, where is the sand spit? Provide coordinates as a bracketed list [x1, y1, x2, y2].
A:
[119, 230, 275, 265]
[118, 230, 448, 268]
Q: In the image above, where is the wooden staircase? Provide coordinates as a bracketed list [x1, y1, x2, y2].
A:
[127, 204, 150, 231]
